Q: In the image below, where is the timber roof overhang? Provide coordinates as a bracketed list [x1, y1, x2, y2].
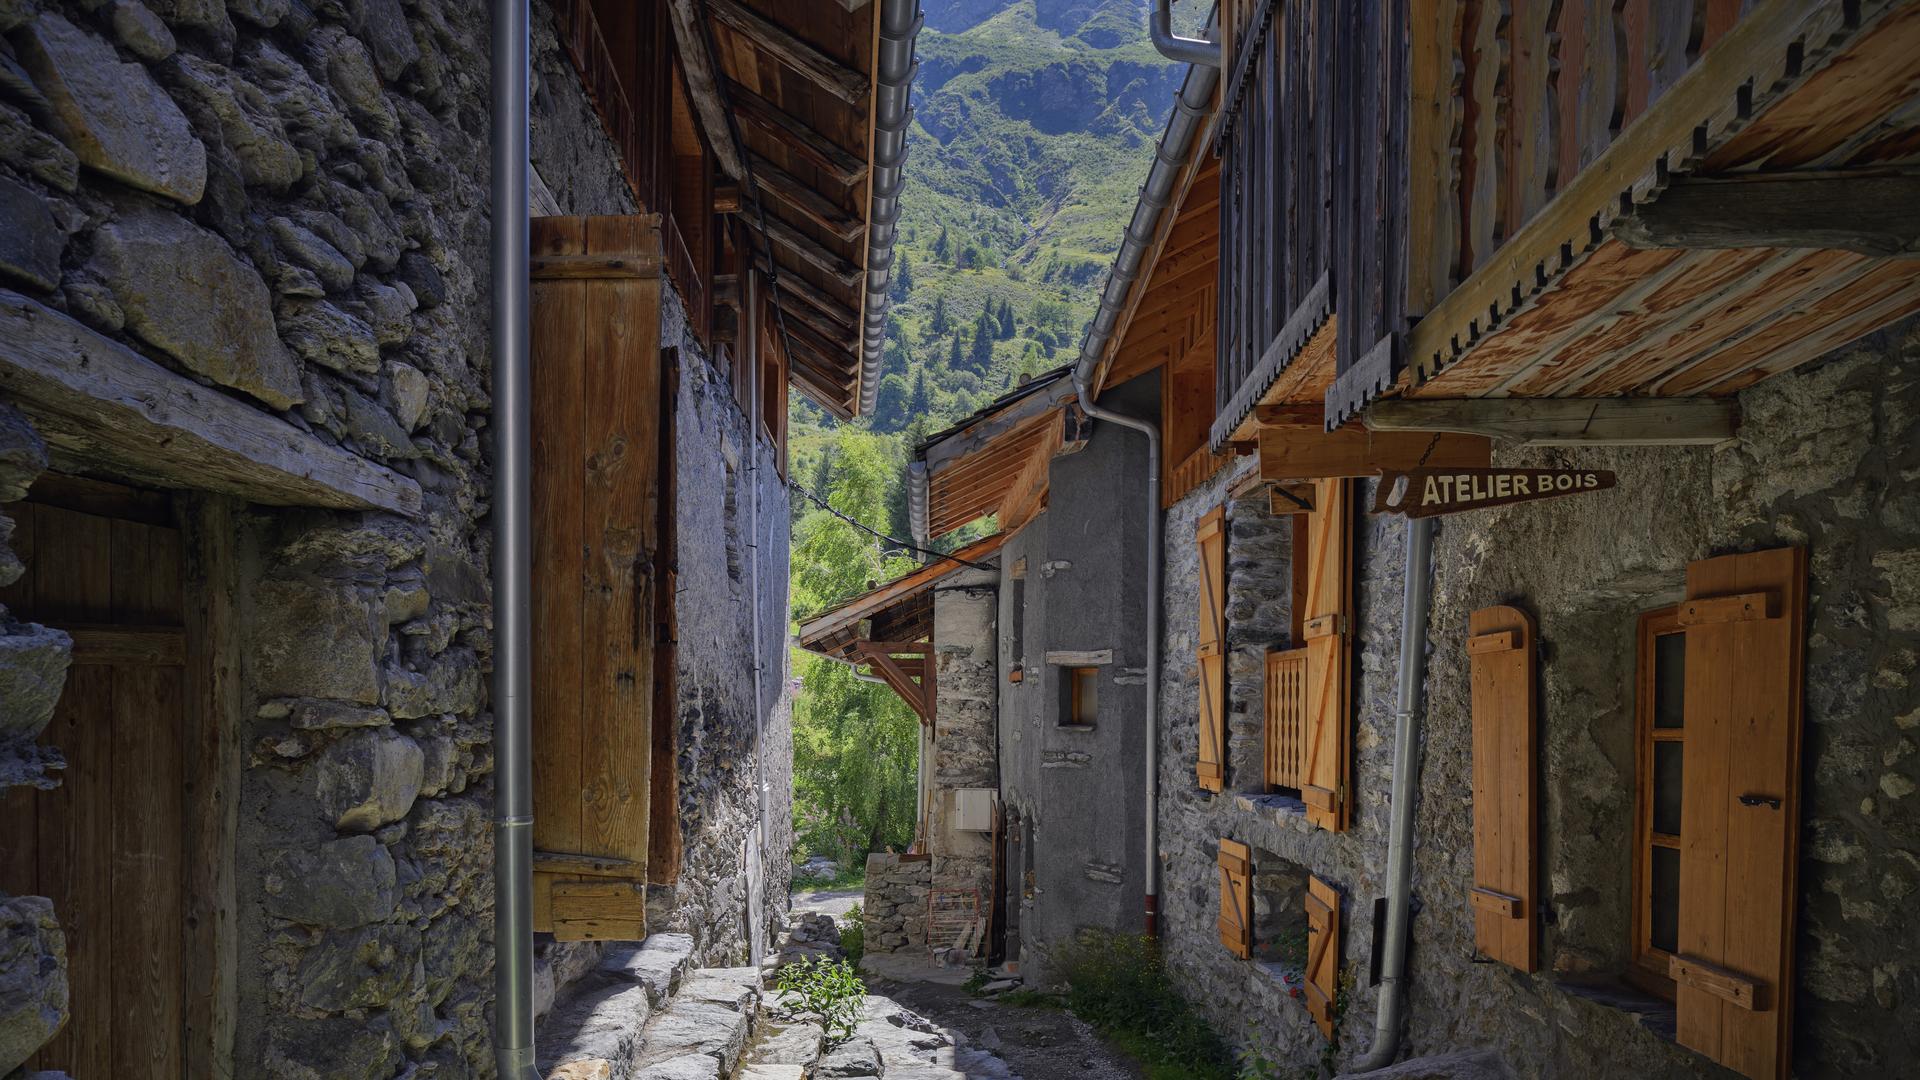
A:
[1337, 0, 1920, 424]
[794, 530, 1009, 660]
[914, 367, 1079, 541]
[671, 0, 920, 420]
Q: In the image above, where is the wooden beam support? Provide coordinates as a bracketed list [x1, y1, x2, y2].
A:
[1362, 397, 1740, 446]
[665, 1, 748, 180]
[773, 290, 856, 345]
[778, 302, 857, 359]
[1258, 424, 1493, 482]
[713, 273, 741, 307]
[0, 289, 422, 515]
[768, 268, 859, 330]
[728, 82, 868, 188]
[748, 151, 865, 243]
[749, 214, 863, 289]
[1612, 171, 1920, 257]
[709, 0, 870, 106]
[714, 184, 745, 214]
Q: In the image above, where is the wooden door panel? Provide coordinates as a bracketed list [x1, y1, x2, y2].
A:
[1675, 546, 1806, 1080]
[0, 486, 188, 1077]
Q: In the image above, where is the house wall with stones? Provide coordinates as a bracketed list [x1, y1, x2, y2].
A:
[0, 1, 790, 1077]
[862, 851, 931, 956]
[925, 561, 999, 946]
[1153, 324, 1920, 1078]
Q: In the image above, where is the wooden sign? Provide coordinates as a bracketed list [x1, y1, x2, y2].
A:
[1371, 467, 1615, 518]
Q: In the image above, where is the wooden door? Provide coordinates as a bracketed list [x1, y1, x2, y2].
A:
[529, 215, 666, 940]
[0, 479, 188, 1078]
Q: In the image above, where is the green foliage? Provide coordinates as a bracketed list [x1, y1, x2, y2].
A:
[839, 904, 865, 967]
[789, 434, 921, 866]
[1056, 931, 1236, 1080]
[775, 957, 867, 1046]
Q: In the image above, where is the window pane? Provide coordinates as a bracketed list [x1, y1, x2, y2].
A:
[1653, 631, 1686, 729]
[1653, 742, 1683, 836]
[1650, 846, 1680, 954]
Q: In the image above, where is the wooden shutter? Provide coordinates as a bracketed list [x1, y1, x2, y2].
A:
[1196, 506, 1227, 792]
[1672, 546, 1807, 1080]
[1300, 478, 1353, 830]
[1467, 604, 1538, 971]
[1303, 874, 1342, 1039]
[529, 216, 665, 941]
[1216, 839, 1253, 958]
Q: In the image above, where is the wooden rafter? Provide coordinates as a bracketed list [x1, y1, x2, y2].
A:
[750, 214, 863, 289]
[748, 151, 865, 242]
[855, 640, 935, 723]
[728, 81, 869, 187]
[663, 2, 749, 180]
[709, 0, 870, 106]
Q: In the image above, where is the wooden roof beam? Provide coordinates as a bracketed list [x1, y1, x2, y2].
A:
[1363, 397, 1739, 446]
[1612, 171, 1920, 256]
[748, 151, 865, 243]
[665, 1, 748, 180]
[709, 0, 870, 106]
[749, 215, 863, 289]
[921, 378, 1079, 472]
[729, 81, 869, 188]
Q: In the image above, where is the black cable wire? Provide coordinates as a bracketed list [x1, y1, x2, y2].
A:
[787, 478, 995, 571]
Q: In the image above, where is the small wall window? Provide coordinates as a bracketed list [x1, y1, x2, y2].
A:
[1250, 850, 1311, 976]
[1062, 666, 1098, 728]
[1632, 606, 1686, 994]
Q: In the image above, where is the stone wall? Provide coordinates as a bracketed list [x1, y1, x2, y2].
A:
[862, 852, 932, 955]
[927, 564, 1000, 923]
[0, 0, 791, 1075]
[1155, 326, 1920, 1077]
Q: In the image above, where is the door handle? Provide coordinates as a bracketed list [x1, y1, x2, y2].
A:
[1737, 793, 1781, 810]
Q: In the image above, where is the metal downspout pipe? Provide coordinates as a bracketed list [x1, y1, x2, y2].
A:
[1151, 0, 1220, 68]
[1352, 515, 1436, 1071]
[489, 0, 539, 1075]
[747, 269, 769, 969]
[1068, 11, 1218, 937]
[858, 0, 923, 415]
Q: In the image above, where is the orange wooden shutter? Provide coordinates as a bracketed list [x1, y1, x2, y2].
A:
[1672, 546, 1806, 1080]
[1216, 839, 1252, 958]
[1467, 604, 1538, 972]
[529, 215, 665, 941]
[1303, 874, 1342, 1039]
[1300, 479, 1352, 830]
[1196, 506, 1227, 792]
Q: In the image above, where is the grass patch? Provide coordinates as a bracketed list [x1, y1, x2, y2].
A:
[1056, 931, 1237, 1080]
[839, 903, 865, 966]
[793, 864, 868, 892]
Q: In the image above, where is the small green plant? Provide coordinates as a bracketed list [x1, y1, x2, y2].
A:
[774, 956, 866, 1046]
[962, 966, 992, 994]
[839, 904, 865, 966]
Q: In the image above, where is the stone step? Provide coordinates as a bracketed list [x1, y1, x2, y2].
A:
[534, 934, 725, 1080]
[632, 967, 764, 1078]
[601, 932, 699, 1007]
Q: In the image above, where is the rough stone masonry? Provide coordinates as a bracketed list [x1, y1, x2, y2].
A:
[0, 1, 791, 1076]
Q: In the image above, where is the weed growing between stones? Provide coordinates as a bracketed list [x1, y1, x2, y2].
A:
[775, 956, 867, 1047]
[839, 903, 866, 965]
[1056, 931, 1237, 1079]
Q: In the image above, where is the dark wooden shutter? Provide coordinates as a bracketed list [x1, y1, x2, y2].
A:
[1216, 838, 1252, 958]
[1301, 478, 1353, 830]
[1196, 506, 1227, 792]
[1304, 874, 1342, 1039]
[1672, 546, 1806, 1080]
[530, 216, 665, 941]
[1467, 604, 1538, 971]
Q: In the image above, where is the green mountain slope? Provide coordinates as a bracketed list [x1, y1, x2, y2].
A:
[789, 0, 1200, 453]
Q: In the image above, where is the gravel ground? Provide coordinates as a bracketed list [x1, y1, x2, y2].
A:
[790, 886, 863, 919]
[868, 976, 1145, 1080]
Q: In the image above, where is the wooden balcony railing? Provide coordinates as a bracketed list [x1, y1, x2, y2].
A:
[1265, 646, 1309, 790]
[1211, 0, 1337, 442]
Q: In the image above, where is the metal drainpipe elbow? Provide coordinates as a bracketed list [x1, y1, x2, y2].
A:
[1150, 0, 1220, 68]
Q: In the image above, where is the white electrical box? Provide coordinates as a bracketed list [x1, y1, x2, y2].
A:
[953, 788, 997, 832]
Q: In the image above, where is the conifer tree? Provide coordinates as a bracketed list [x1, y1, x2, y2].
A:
[997, 299, 1015, 338]
[933, 223, 950, 261]
[930, 295, 949, 336]
[969, 311, 996, 370]
[890, 251, 914, 301]
[948, 332, 963, 368]
[908, 368, 931, 416]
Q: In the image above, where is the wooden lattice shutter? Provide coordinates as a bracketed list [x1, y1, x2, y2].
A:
[1468, 604, 1538, 972]
[529, 216, 665, 941]
[1303, 874, 1342, 1039]
[1300, 478, 1353, 830]
[1196, 506, 1227, 792]
[1216, 839, 1252, 958]
[1672, 547, 1806, 1080]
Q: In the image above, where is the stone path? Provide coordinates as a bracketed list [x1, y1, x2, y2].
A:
[789, 886, 862, 920]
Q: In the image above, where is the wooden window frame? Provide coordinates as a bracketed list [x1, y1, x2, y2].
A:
[1063, 666, 1099, 728]
[1630, 605, 1684, 999]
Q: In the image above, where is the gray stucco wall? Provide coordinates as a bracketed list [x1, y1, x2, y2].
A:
[1154, 323, 1920, 1078]
[997, 371, 1159, 982]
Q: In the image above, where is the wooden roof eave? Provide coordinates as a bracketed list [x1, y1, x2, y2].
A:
[795, 531, 1010, 651]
